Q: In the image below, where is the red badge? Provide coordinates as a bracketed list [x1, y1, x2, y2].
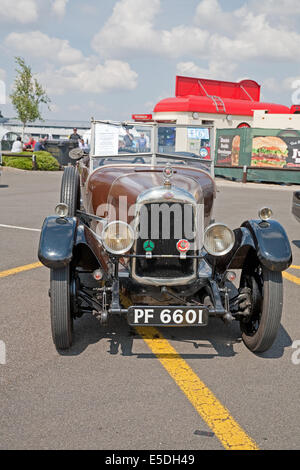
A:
[176, 239, 190, 253]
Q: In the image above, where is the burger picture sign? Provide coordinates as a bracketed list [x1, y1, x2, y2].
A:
[251, 135, 300, 169]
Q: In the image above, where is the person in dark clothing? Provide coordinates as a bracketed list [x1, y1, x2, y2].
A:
[123, 129, 134, 148]
[34, 139, 46, 151]
[69, 128, 81, 141]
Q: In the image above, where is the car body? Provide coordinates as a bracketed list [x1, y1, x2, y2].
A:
[38, 121, 292, 353]
[292, 191, 300, 222]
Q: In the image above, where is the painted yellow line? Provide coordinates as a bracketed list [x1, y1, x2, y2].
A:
[290, 265, 300, 270]
[137, 326, 259, 450]
[0, 262, 43, 278]
[283, 271, 300, 285]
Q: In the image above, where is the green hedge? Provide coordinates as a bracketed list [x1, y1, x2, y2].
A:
[2, 151, 60, 171]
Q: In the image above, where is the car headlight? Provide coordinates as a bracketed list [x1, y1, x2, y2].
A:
[55, 203, 69, 217]
[204, 223, 235, 256]
[102, 221, 134, 255]
[258, 207, 273, 221]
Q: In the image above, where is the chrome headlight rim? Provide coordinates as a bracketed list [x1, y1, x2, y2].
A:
[258, 207, 273, 221]
[203, 222, 235, 257]
[55, 203, 69, 217]
[101, 220, 135, 255]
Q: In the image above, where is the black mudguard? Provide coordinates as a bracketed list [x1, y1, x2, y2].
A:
[241, 219, 292, 272]
[38, 216, 78, 269]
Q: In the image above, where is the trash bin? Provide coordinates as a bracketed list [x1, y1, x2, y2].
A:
[45, 140, 78, 166]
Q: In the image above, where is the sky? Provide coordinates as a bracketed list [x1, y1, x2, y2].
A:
[0, 0, 300, 122]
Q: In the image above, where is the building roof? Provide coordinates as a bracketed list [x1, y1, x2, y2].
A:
[4, 118, 91, 129]
[154, 76, 291, 116]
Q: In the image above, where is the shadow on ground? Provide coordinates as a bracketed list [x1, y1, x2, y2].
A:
[59, 313, 292, 361]
[292, 240, 300, 249]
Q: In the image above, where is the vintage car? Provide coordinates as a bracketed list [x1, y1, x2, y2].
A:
[38, 121, 292, 354]
[292, 191, 300, 222]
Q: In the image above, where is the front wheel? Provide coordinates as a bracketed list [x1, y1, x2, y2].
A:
[50, 266, 73, 350]
[60, 166, 80, 217]
[240, 266, 283, 353]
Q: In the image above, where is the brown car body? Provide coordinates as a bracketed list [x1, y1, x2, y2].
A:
[38, 134, 292, 353]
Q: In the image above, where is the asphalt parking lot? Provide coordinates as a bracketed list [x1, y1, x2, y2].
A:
[0, 167, 299, 450]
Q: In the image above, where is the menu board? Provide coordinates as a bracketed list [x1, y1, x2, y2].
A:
[216, 135, 240, 166]
[251, 135, 300, 168]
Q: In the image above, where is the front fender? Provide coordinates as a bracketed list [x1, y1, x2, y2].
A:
[38, 216, 77, 269]
[241, 219, 292, 272]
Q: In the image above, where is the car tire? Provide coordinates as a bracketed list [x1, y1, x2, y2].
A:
[50, 266, 73, 350]
[60, 166, 80, 217]
[240, 266, 283, 353]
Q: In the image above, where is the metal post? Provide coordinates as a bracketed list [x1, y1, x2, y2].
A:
[242, 165, 247, 184]
[210, 125, 215, 179]
[151, 123, 157, 167]
[32, 154, 37, 170]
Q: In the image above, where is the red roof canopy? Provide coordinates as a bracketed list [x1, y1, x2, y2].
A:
[154, 76, 291, 116]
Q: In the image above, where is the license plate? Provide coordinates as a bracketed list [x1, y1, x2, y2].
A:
[127, 306, 209, 326]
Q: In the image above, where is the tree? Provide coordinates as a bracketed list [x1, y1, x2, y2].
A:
[10, 57, 51, 140]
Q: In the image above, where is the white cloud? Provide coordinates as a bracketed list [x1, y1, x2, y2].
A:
[51, 0, 68, 19]
[0, 0, 38, 23]
[176, 60, 237, 81]
[91, 0, 300, 67]
[92, 0, 161, 57]
[194, 0, 242, 35]
[36, 58, 138, 96]
[5, 31, 83, 65]
[92, 0, 210, 59]
[251, 0, 300, 16]
[4, 28, 138, 99]
[160, 26, 208, 58]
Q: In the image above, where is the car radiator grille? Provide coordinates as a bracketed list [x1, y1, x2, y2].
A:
[134, 202, 196, 280]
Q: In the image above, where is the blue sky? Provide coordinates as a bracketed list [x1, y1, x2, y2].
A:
[0, 0, 299, 122]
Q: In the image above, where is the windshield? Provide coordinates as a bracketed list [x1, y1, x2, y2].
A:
[90, 121, 214, 174]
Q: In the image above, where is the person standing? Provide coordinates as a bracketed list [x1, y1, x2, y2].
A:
[69, 128, 81, 142]
[123, 129, 134, 148]
[137, 132, 147, 152]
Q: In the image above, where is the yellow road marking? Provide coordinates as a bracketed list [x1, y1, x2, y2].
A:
[137, 326, 259, 450]
[283, 271, 300, 285]
[0, 262, 43, 278]
[290, 265, 300, 270]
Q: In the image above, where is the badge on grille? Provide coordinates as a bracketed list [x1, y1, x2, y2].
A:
[163, 163, 174, 188]
[144, 240, 155, 252]
[176, 239, 190, 253]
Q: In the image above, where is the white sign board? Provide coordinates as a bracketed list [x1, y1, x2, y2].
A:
[94, 123, 119, 156]
[188, 128, 210, 140]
